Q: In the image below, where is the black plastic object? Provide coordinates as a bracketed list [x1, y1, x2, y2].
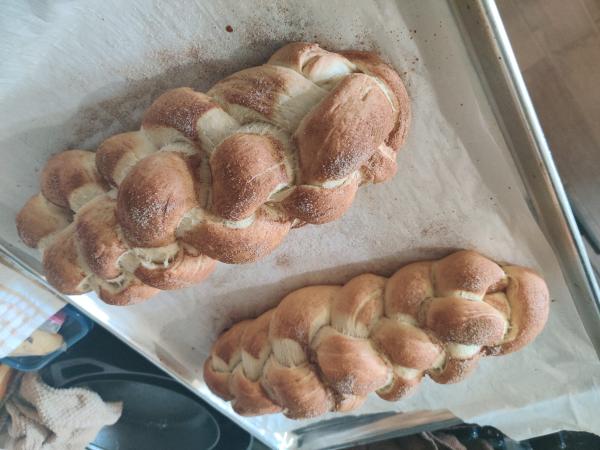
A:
[78, 378, 219, 450]
[433, 424, 600, 450]
[43, 324, 253, 450]
[48, 357, 222, 450]
[528, 430, 600, 450]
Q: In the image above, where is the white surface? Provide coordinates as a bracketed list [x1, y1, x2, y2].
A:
[0, 260, 65, 358]
[1, 0, 599, 447]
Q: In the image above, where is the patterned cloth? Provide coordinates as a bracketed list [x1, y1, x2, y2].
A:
[1, 373, 122, 450]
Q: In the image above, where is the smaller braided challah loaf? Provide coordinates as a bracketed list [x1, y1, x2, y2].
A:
[204, 250, 549, 419]
[16, 42, 410, 306]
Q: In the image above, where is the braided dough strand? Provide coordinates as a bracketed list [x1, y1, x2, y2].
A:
[16, 42, 410, 305]
[204, 250, 549, 418]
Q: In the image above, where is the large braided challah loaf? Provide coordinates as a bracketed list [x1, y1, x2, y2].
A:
[204, 250, 549, 418]
[15, 43, 410, 306]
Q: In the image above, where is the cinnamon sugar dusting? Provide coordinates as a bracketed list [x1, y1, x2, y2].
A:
[30, 41, 412, 310]
[206, 252, 548, 417]
[211, 133, 289, 221]
[211, 67, 285, 118]
[142, 88, 217, 141]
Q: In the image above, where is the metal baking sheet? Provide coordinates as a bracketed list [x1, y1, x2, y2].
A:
[1, 0, 599, 448]
[451, 0, 600, 353]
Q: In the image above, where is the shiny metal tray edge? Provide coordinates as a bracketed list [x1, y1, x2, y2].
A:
[451, 0, 600, 356]
[0, 242, 460, 450]
[0, 242, 273, 448]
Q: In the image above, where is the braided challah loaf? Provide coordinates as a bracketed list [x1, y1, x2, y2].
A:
[15, 43, 410, 306]
[204, 250, 549, 418]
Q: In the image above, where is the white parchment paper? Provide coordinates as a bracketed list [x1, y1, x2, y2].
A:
[1, 0, 599, 447]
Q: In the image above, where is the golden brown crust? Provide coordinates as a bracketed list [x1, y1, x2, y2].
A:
[376, 374, 421, 401]
[268, 42, 322, 70]
[96, 132, 155, 187]
[209, 65, 286, 120]
[41, 150, 107, 211]
[75, 196, 127, 280]
[117, 152, 198, 248]
[270, 286, 337, 356]
[314, 329, 389, 396]
[203, 358, 234, 401]
[134, 252, 216, 290]
[42, 226, 89, 295]
[335, 394, 367, 412]
[16, 194, 71, 248]
[97, 278, 160, 306]
[21, 42, 410, 306]
[230, 365, 282, 416]
[142, 88, 218, 142]
[425, 296, 507, 346]
[428, 355, 481, 385]
[241, 310, 274, 369]
[281, 178, 359, 224]
[372, 319, 441, 370]
[208, 64, 323, 129]
[295, 73, 394, 184]
[205, 250, 550, 419]
[261, 358, 333, 419]
[182, 207, 292, 264]
[268, 42, 355, 85]
[361, 144, 398, 184]
[385, 261, 433, 319]
[211, 133, 288, 220]
[340, 50, 411, 150]
[330, 274, 386, 336]
[484, 292, 511, 318]
[433, 250, 506, 299]
[498, 267, 550, 355]
[211, 321, 250, 369]
[204, 322, 250, 401]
